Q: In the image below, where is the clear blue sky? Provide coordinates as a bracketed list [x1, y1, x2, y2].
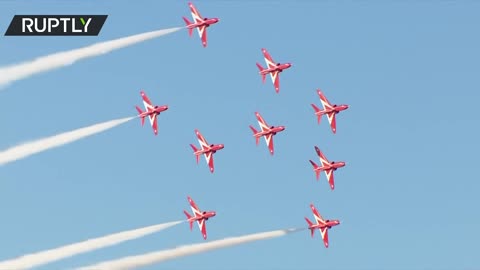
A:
[1, 0, 479, 269]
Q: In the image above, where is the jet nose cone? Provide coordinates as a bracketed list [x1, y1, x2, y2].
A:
[163, 105, 169, 110]
[219, 144, 225, 149]
[287, 63, 292, 67]
[280, 126, 286, 130]
[340, 162, 346, 167]
[214, 18, 219, 23]
[212, 211, 217, 216]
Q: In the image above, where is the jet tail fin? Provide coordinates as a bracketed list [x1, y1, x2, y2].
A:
[249, 125, 259, 145]
[256, 63, 266, 83]
[189, 144, 200, 164]
[309, 160, 320, 180]
[135, 106, 145, 126]
[183, 210, 193, 230]
[311, 104, 323, 124]
[182, 17, 193, 36]
[305, 217, 315, 237]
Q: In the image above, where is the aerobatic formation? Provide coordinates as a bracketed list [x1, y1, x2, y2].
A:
[132, 2, 349, 247]
[1, 1, 354, 268]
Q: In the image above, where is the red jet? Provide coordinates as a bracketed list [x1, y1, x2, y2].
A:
[182, 2, 219, 47]
[190, 129, 224, 173]
[305, 204, 340, 248]
[311, 89, 349, 134]
[183, 196, 216, 240]
[135, 90, 168, 136]
[309, 146, 345, 190]
[256, 48, 292, 93]
[249, 112, 285, 155]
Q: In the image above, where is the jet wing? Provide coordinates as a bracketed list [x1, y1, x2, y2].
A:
[195, 129, 210, 150]
[255, 112, 270, 132]
[317, 90, 334, 110]
[315, 146, 330, 167]
[188, 196, 203, 218]
[310, 204, 324, 222]
[188, 2, 208, 47]
[310, 204, 332, 248]
[269, 70, 280, 93]
[195, 130, 215, 172]
[140, 91, 159, 135]
[189, 2, 204, 24]
[199, 26, 207, 47]
[261, 48, 277, 69]
[204, 151, 215, 173]
[324, 169, 335, 190]
[261, 48, 282, 92]
[197, 218, 208, 239]
[149, 115, 158, 136]
[264, 133, 275, 155]
[319, 227, 329, 248]
[140, 91, 154, 111]
[326, 112, 337, 134]
[317, 90, 337, 133]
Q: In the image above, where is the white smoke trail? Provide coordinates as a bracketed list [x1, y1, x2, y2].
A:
[0, 116, 134, 166]
[0, 220, 183, 270]
[0, 27, 182, 87]
[77, 228, 303, 270]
